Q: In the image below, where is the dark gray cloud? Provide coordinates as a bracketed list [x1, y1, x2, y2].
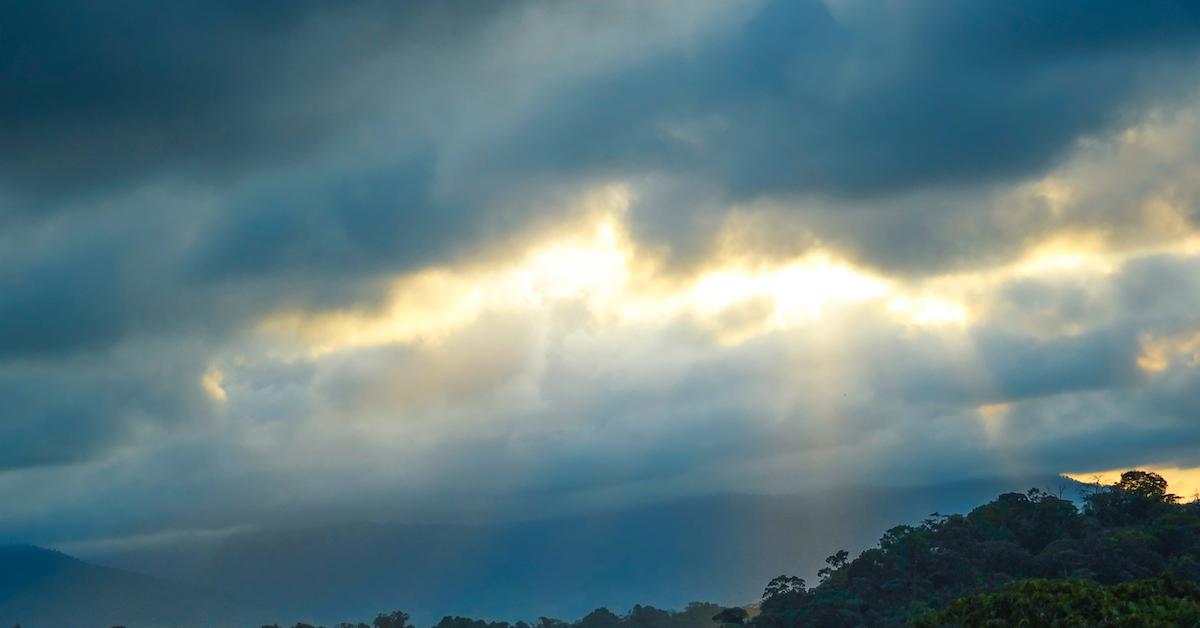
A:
[0, 0, 507, 204]
[182, 147, 495, 284]
[871, 327, 1143, 406]
[1117, 254, 1200, 327]
[976, 329, 1144, 401]
[480, 0, 1200, 199]
[0, 342, 216, 470]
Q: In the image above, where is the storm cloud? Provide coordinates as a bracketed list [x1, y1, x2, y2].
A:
[3, 0, 1200, 549]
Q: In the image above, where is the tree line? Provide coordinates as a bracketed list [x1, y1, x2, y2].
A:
[258, 601, 729, 628]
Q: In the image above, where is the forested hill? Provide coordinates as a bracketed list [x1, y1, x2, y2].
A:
[752, 470, 1200, 626]
[0, 545, 266, 626]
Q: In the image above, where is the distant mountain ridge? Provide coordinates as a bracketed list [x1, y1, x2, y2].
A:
[86, 476, 1084, 625]
[0, 544, 266, 628]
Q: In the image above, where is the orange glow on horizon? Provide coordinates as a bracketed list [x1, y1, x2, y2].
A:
[1065, 466, 1200, 502]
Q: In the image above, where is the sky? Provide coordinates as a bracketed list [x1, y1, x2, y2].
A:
[4, 0, 1200, 551]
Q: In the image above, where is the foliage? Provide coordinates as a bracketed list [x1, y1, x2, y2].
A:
[752, 471, 1200, 627]
[375, 611, 415, 628]
[911, 576, 1200, 627]
[712, 607, 749, 626]
[434, 616, 522, 628]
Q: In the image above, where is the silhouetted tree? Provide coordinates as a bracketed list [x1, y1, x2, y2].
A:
[1086, 470, 1179, 526]
[763, 575, 806, 601]
[712, 607, 748, 626]
[1118, 470, 1174, 499]
[535, 616, 567, 628]
[678, 601, 723, 628]
[576, 607, 622, 628]
[374, 610, 413, 628]
[816, 550, 849, 582]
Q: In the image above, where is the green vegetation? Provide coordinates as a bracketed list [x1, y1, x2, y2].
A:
[911, 577, 1200, 626]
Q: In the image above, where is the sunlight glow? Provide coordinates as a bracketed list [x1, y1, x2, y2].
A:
[1013, 232, 1116, 276]
[1030, 177, 1074, 216]
[1065, 466, 1200, 502]
[257, 208, 988, 355]
[976, 403, 1012, 445]
[201, 367, 228, 403]
[257, 197, 1200, 358]
[508, 221, 629, 305]
[889, 296, 969, 327]
[1137, 330, 1200, 373]
[689, 257, 890, 323]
